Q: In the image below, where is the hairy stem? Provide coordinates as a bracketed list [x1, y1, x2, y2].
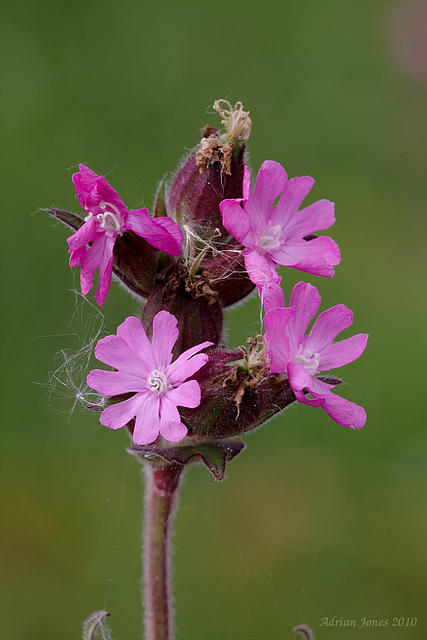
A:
[143, 463, 182, 640]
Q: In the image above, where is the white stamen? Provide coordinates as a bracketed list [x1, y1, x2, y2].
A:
[294, 349, 320, 375]
[259, 224, 282, 250]
[84, 201, 123, 233]
[147, 369, 169, 395]
[97, 201, 123, 232]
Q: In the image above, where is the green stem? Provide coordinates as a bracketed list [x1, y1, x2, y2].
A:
[143, 463, 182, 640]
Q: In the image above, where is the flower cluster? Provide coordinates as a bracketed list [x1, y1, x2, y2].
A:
[50, 100, 368, 449]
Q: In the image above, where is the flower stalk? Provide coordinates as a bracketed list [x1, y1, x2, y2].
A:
[143, 461, 183, 640]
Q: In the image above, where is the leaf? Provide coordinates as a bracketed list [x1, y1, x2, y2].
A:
[128, 440, 245, 481]
[47, 208, 83, 231]
[82, 610, 111, 640]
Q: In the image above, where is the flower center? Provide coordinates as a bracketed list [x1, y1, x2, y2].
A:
[259, 224, 282, 251]
[294, 348, 320, 375]
[147, 369, 169, 395]
[84, 201, 123, 233]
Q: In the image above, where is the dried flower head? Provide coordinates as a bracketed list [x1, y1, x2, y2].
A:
[212, 99, 252, 143]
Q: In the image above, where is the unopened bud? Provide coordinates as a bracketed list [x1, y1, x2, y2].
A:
[167, 101, 250, 237]
[141, 262, 224, 356]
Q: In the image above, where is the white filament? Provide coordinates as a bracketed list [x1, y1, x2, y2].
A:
[294, 349, 320, 375]
[259, 224, 282, 250]
[147, 369, 169, 394]
[84, 201, 123, 233]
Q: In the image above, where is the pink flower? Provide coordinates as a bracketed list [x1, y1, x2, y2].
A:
[264, 281, 368, 429]
[68, 164, 184, 305]
[87, 312, 213, 445]
[220, 161, 340, 286]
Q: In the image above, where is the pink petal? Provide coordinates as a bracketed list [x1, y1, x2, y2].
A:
[271, 236, 341, 277]
[242, 165, 251, 201]
[99, 392, 146, 429]
[152, 215, 185, 248]
[245, 161, 287, 232]
[243, 248, 281, 286]
[220, 199, 251, 244]
[264, 308, 295, 372]
[253, 161, 288, 209]
[126, 209, 183, 255]
[167, 342, 212, 385]
[292, 375, 335, 407]
[258, 282, 285, 314]
[95, 334, 150, 376]
[69, 247, 86, 268]
[159, 395, 188, 442]
[72, 164, 99, 211]
[79, 234, 109, 298]
[73, 165, 128, 219]
[67, 218, 98, 252]
[165, 380, 202, 408]
[319, 333, 369, 371]
[307, 376, 337, 394]
[151, 311, 179, 369]
[317, 392, 367, 429]
[304, 236, 341, 267]
[294, 388, 325, 407]
[95, 232, 115, 306]
[87, 369, 147, 395]
[116, 316, 156, 371]
[287, 282, 321, 349]
[133, 394, 161, 445]
[287, 362, 314, 391]
[282, 199, 335, 239]
[272, 176, 314, 227]
[305, 304, 354, 352]
[92, 175, 128, 219]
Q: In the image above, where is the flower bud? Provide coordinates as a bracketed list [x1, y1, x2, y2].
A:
[167, 101, 250, 238]
[141, 260, 224, 356]
[200, 243, 255, 307]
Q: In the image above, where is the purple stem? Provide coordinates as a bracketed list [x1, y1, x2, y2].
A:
[143, 463, 182, 640]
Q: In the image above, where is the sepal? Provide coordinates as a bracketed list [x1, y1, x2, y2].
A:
[167, 131, 246, 237]
[48, 208, 83, 232]
[182, 369, 297, 438]
[153, 175, 168, 217]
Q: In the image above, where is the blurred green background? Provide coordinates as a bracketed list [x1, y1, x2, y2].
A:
[1, 0, 427, 638]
